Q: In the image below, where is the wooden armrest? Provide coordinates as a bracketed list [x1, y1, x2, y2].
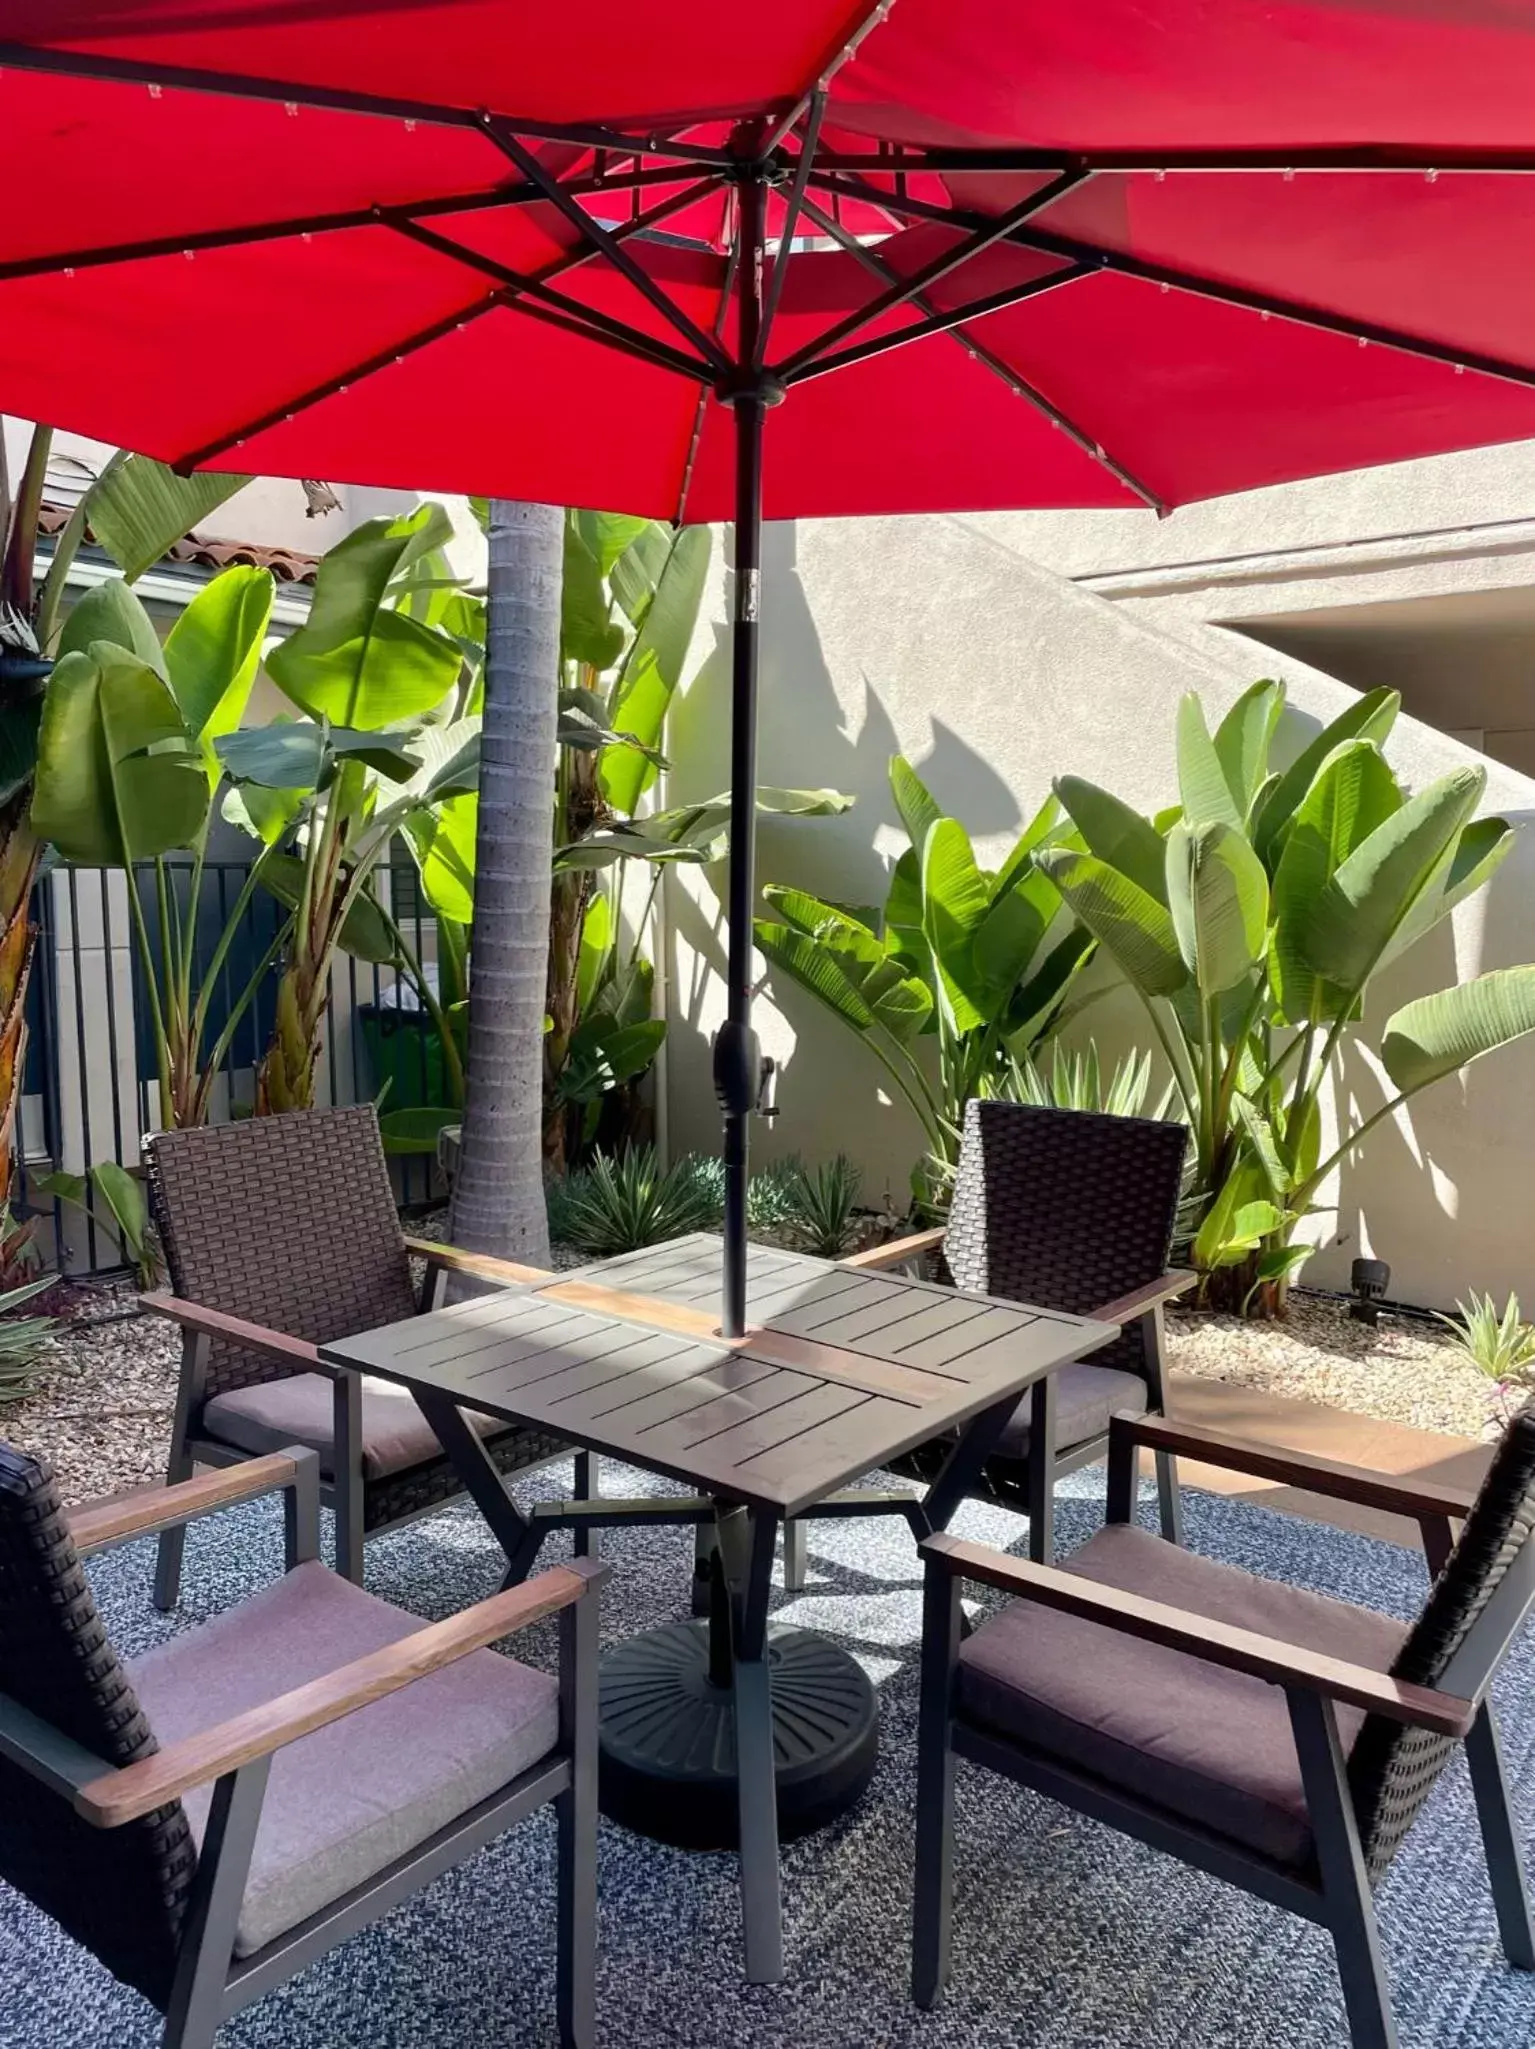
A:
[77, 1558, 606, 1827]
[71, 1453, 309, 1558]
[922, 1533, 1472, 1737]
[139, 1293, 330, 1375]
[1114, 1414, 1479, 1523]
[840, 1226, 947, 1272]
[402, 1237, 553, 1289]
[1092, 1269, 1198, 1323]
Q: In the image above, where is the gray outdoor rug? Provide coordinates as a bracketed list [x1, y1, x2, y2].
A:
[1, 1459, 1531, 2049]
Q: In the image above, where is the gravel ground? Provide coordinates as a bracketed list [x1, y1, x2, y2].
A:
[1167, 1292, 1498, 1440]
[0, 1266, 1496, 1510]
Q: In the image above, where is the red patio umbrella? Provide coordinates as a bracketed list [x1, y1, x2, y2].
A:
[5, 2, 1535, 1335]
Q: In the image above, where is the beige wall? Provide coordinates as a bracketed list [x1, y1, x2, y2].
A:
[662, 489, 1535, 1313]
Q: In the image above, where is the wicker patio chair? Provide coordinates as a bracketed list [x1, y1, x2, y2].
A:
[913, 1406, 1535, 2049]
[143, 1105, 570, 1605]
[0, 1440, 603, 2049]
[832, 1098, 1193, 1568]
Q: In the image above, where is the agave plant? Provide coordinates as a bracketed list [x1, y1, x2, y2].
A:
[1037, 680, 1535, 1310]
[755, 754, 1093, 1211]
[782, 1155, 863, 1259]
[993, 1041, 1173, 1118]
[1435, 1292, 1535, 1384]
[0, 1274, 56, 1404]
[550, 1145, 724, 1257]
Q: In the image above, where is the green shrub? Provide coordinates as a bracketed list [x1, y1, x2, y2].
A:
[1435, 1291, 1535, 1382]
[0, 1277, 57, 1405]
[549, 1145, 723, 1256]
[783, 1155, 863, 1259]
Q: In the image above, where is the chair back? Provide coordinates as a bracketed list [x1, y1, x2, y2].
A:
[1350, 1406, 1535, 1881]
[145, 1104, 418, 1403]
[0, 1443, 194, 2005]
[942, 1098, 1189, 1380]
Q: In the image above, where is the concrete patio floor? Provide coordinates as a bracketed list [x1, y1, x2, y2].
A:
[1170, 1372, 1491, 1544]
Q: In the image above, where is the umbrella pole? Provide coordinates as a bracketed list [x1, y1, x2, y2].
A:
[714, 170, 772, 1340]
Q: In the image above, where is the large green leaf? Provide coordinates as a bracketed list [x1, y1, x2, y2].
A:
[215, 721, 422, 792]
[55, 579, 166, 676]
[1250, 687, 1401, 864]
[1269, 740, 1401, 1025]
[599, 525, 710, 813]
[379, 1106, 461, 1156]
[1175, 693, 1243, 830]
[32, 645, 207, 863]
[162, 565, 275, 784]
[555, 785, 850, 871]
[1036, 847, 1188, 998]
[403, 791, 477, 924]
[990, 792, 1063, 900]
[922, 817, 996, 1033]
[561, 517, 626, 670]
[1212, 680, 1284, 818]
[757, 894, 933, 1043]
[1165, 820, 1269, 996]
[576, 890, 613, 1017]
[557, 1015, 666, 1103]
[1374, 813, 1515, 976]
[1055, 774, 1168, 903]
[1302, 766, 1485, 993]
[577, 510, 652, 579]
[85, 455, 252, 583]
[266, 505, 461, 726]
[1381, 967, 1535, 1096]
[890, 755, 943, 852]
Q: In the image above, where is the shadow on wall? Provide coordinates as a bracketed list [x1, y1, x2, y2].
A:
[662, 521, 1022, 1190]
[1326, 808, 1535, 1309]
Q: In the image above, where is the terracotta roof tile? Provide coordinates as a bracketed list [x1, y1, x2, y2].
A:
[37, 502, 319, 585]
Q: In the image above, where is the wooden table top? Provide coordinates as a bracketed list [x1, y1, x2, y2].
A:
[323, 1234, 1116, 1518]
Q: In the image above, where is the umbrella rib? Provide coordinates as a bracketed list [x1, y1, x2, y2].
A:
[777, 264, 1092, 385]
[0, 40, 736, 163]
[812, 144, 1535, 175]
[796, 193, 1166, 513]
[171, 290, 510, 470]
[775, 166, 1086, 378]
[1009, 224, 1535, 391]
[758, 0, 903, 158]
[387, 218, 713, 382]
[481, 121, 734, 377]
[755, 92, 829, 368]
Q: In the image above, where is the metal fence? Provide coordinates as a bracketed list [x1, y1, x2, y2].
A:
[20, 857, 448, 1275]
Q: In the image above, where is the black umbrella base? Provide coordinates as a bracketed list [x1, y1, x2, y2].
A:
[597, 1620, 878, 1850]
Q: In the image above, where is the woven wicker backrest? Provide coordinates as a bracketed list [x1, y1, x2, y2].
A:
[942, 1099, 1189, 1379]
[1350, 1407, 1535, 1881]
[0, 1443, 195, 2006]
[145, 1104, 418, 1400]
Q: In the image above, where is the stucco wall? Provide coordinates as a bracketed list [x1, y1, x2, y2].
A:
[661, 507, 1535, 1312]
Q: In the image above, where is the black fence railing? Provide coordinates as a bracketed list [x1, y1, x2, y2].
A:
[20, 858, 448, 1275]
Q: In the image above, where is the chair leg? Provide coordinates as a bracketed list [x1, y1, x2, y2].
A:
[155, 1332, 208, 1612]
[332, 1372, 365, 1585]
[1290, 1689, 1399, 2049]
[1466, 1702, 1535, 1969]
[782, 1517, 808, 1593]
[162, 1760, 269, 2049]
[913, 1557, 962, 2009]
[572, 1450, 599, 1561]
[1026, 1376, 1056, 1566]
[557, 1581, 599, 2049]
[1154, 1449, 1184, 1547]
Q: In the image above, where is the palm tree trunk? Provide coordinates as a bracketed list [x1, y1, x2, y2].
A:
[448, 499, 562, 1262]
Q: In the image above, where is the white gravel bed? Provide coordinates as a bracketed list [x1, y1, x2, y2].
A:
[1167, 1291, 1494, 1440]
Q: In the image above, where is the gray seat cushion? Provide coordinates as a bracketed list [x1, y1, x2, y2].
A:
[130, 1561, 559, 1957]
[957, 1523, 1408, 1868]
[202, 1371, 500, 1480]
[993, 1362, 1149, 1461]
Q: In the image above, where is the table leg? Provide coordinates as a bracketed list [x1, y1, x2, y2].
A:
[411, 1390, 545, 1583]
[716, 1499, 784, 1984]
[915, 1391, 1026, 1537]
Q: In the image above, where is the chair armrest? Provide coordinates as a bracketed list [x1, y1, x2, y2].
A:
[76, 1557, 606, 1827]
[840, 1226, 947, 1272]
[922, 1532, 1472, 1737]
[1092, 1269, 1198, 1323]
[70, 1452, 314, 1558]
[139, 1292, 334, 1377]
[403, 1237, 553, 1289]
[1112, 1413, 1479, 1522]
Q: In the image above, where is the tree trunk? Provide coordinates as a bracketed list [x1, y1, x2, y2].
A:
[448, 499, 562, 1262]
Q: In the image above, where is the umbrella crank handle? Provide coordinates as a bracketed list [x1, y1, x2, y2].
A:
[756, 1055, 779, 1124]
[711, 1023, 780, 1124]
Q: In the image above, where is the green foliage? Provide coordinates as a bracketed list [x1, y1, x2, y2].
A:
[782, 1155, 863, 1258]
[549, 1145, 724, 1256]
[1038, 680, 1534, 1308]
[996, 1041, 1170, 1119]
[36, 1165, 158, 1288]
[756, 757, 1093, 1211]
[0, 1276, 57, 1405]
[1434, 1291, 1535, 1383]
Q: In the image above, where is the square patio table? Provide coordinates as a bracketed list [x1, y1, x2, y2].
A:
[321, 1232, 1116, 1983]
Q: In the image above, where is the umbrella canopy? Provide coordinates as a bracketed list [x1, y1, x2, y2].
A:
[5, 1, 1535, 1329]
